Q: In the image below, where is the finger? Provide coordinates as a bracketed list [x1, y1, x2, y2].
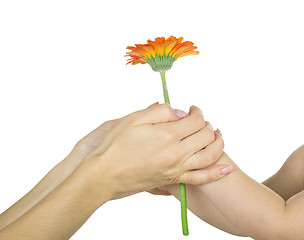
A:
[112, 103, 159, 123]
[128, 103, 187, 126]
[100, 118, 121, 130]
[94, 104, 185, 151]
[183, 129, 225, 171]
[156, 105, 205, 140]
[179, 121, 215, 158]
[97, 104, 185, 147]
[178, 164, 234, 185]
[146, 102, 159, 109]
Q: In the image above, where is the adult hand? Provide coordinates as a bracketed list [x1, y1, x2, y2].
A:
[79, 103, 231, 202]
[68, 102, 170, 197]
[72, 102, 159, 159]
[0, 103, 230, 240]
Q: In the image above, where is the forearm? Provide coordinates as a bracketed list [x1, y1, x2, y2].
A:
[167, 152, 286, 239]
[166, 183, 246, 236]
[0, 150, 83, 230]
[0, 163, 111, 240]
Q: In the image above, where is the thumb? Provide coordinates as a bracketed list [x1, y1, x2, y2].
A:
[146, 102, 159, 109]
[129, 103, 189, 126]
[178, 164, 234, 185]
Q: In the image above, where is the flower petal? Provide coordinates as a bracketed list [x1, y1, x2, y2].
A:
[125, 36, 199, 71]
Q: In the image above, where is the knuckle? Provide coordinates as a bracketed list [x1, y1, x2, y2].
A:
[205, 173, 216, 184]
[184, 155, 198, 170]
[192, 111, 205, 129]
[188, 174, 199, 185]
[157, 126, 177, 142]
[201, 152, 212, 166]
[204, 151, 217, 165]
[195, 152, 213, 169]
[159, 103, 175, 118]
[165, 127, 177, 138]
[204, 126, 216, 141]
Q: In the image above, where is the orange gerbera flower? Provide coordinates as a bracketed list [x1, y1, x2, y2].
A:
[125, 36, 200, 236]
[125, 36, 199, 72]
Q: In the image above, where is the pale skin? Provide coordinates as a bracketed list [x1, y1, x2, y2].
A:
[0, 103, 232, 239]
[166, 135, 304, 239]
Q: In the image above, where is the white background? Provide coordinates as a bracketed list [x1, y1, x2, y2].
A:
[0, 0, 303, 239]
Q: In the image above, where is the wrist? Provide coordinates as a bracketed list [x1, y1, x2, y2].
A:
[75, 156, 115, 206]
[64, 145, 87, 167]
[61, 144, 94, 180]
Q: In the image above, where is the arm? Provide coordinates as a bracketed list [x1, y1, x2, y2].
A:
[0, 156, 76, 230]
[0, 119, 119, 230]
[167, 141, 304, 239]
[0, 164, 112, 240]
[0, 104, 233, 239]
[0, 103, 166, 229]
[263, 144, 304, 200]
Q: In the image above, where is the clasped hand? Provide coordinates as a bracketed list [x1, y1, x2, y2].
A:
[70, 102, 232, 202]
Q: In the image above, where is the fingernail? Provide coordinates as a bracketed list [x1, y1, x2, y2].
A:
[215, 128, 222, 137]
[219, 165, 233, 175]
[175, 109, 188, 118]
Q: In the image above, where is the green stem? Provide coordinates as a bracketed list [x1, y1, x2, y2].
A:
[180, 183, 188, 236]
[160, 71, 170, 104]
[159, 71, 189, 236]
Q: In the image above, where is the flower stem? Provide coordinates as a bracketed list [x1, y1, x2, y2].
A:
[160, 71, 170, 104]
[180, 183, 188, 236]
[159, 70, 189, 236]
